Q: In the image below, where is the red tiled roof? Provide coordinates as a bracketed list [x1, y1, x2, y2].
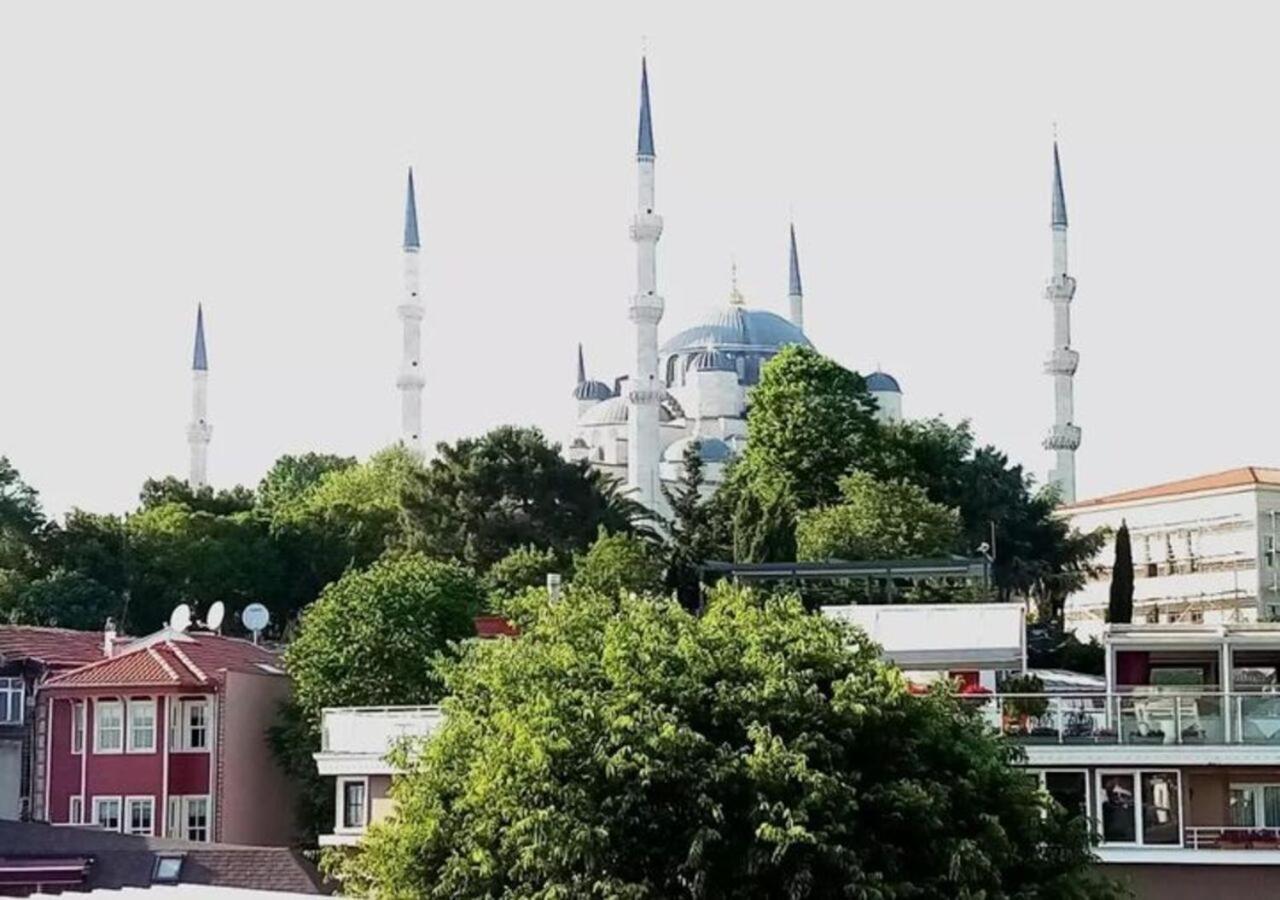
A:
[0, 626, 109, 668]
[1065, 466, 1280, 511]
[474, 615, 518, 638]
[44, 631, 282, 690]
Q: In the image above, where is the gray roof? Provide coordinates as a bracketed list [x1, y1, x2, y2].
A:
[579, 394, 677, 426]
[573, 379, 614, 401]
[661, 306, 811, 355]
[1052, 142, 1068, 229]
[0, 821, 325, 894]
[789, 223, 802, 297]
[192, 304, 208, 371]
[865, 371, 901, 393]
[664, 436, 733, 463]
[637, 58, 655, 159]
[404, 167, 421, 249]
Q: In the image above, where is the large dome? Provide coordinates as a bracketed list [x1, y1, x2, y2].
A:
[660, 306, 811, 355]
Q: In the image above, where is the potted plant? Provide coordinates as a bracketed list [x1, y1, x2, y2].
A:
[999, 673, 1049, 735]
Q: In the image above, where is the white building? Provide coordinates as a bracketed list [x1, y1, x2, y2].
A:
[1062, 467, 1280, 640]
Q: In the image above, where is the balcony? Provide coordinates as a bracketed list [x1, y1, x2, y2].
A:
[314, 706, 443, 776]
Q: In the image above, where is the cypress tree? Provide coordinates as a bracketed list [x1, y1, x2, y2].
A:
[1108, 520, 1134, 624]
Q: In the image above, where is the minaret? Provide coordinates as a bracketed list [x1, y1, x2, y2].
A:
[788, 223, 804, 331]
[1043, 141, 1081, 503]
[627, 57, 665, 509]
[398, 168, 426, 455]
[187, 304, 212, 488]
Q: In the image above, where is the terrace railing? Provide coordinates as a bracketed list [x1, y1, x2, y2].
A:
[1186, 826, 1280, 849]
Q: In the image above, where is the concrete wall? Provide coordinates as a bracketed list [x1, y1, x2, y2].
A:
[219, 671, 296, 846]
[369, 774, 394, 826]
[1107, 863, 1280, 899]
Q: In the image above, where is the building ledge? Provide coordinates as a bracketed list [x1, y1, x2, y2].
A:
[1097, 847, 1280, 865]
[313, 752, 398, 777]
[1022, 744, 1280, 767]
[318, 832, 362, 847]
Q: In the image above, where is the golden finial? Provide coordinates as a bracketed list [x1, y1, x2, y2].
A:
[729, 257, 745, 306]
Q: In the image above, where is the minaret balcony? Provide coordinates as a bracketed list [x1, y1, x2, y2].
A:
[396, 370, 426, 389]
[187, 422, 213, 442]
[1043, 348, 1079, 376]
[628, 292, 665, 324]
[1043, 274, 1077, 302]
[1042, 424, 1082, 451]
[629, 213, 664, 242]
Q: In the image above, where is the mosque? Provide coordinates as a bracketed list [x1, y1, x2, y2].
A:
[182, 57, 1081, 517]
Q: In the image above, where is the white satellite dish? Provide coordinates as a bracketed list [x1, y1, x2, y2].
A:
[169, 603, 192, 633]
[242, 603, 270, 643]
[206, 601, 226, 633]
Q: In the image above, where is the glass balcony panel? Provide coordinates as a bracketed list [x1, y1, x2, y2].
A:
[1238, 694, 1280, 744]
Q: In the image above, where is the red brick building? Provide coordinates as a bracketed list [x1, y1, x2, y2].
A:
[35, 629, 296, 846]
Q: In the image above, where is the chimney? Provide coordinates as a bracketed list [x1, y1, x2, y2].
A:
[103, 618, 117, 658]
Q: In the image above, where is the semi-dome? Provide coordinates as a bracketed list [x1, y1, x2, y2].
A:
[579, 394, 679, 426]
[692, 346, 735, 372]
[662, 435, 733, 463]
[865, 371, 902, 393]
[660, 306, 811, 355]
[572, 379, 614, 401]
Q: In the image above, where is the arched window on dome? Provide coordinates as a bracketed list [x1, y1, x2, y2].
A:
[665, 355, 678, 387]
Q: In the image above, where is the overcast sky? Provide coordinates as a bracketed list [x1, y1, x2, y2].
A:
[3, 2, 1279, 517]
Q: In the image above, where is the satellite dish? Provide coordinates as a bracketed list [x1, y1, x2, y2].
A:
[242, 603, 270, 636]
[206, 601, 225, 633]
[169, 604, 192, 633]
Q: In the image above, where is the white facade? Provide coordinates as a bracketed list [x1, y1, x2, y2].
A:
[1061, 468, 1280, 641]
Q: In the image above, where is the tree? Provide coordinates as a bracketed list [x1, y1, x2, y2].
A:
[139, 476, 255, 515]
[0, 457, 46, 574]
[484, 545, 561, 603]
[796, 471, 961, 562]
[1, 569, 120, 630]
[256, 452, 356, 513]
[572, 530, 665, 597]
[403, 426, 646, 570]
[1108, 521, 1134, 624]
[337, 584, 1120, 899]
[274, 553, 484, 839]
[661, 441, 723, 609]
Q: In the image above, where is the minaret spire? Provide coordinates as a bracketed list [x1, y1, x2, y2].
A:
[1043, 140, 1080, 503]
[788, 222, 804, 330]
[627, 55, 665, 510]
[187, 304, 212, 488]
[398, 167, 426, 454]
[576, 343, 587, 384]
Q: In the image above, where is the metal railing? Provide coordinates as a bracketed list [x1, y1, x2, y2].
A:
[1187, 826, 1280, 849]
[957, 689, 1280, 745]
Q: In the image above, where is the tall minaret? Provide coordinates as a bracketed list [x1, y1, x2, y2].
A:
[627, 57, 665, 509]
[788, 223, 804, 331]
[187, 304, 212, 488]
[1043, 141, 1081, 503]
[398, 168, 426, 455]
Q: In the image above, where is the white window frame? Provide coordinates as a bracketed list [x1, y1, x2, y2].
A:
[1095, 769, 1183, 847]
[1229, 782, 1280, 828]
[68, 795, 83, 825]
[337, 776, 369, 833]
[126, 698, 156, 753]
[0, 677, 23, 725]
[94, 699, 124, 754]
[125, 795, 155, 836]
[169, 698, 210, 752]
[92, 795, 123, 832]
[166, 794, 211, 842]
[1030, 768, 1090, 820]
[71, 701, 85, 754]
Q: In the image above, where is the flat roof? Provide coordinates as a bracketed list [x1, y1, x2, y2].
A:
[821, 603, 1025, 670]
[703, 557, 989, 580]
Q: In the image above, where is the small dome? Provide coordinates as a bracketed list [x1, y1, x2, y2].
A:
[579, 395, 678, 426]
[572, 379, 613, 401]
[692, 346, 735, 372]
[663, 436, 734, 464]
[865, 371, 902, 393]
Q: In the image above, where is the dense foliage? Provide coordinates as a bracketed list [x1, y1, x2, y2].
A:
[337, 584, 1120, 899]
[796, 471, 961, 562]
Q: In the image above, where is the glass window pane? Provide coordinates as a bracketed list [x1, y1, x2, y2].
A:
[1141, 772, 1181, 845]
[1264, 787, 1280, 828]
[1044, 772, 1088, 819]
[1100, 774, 1137, 843]
[1230, 788, 1257, 827]
[342, 781, 366, 828]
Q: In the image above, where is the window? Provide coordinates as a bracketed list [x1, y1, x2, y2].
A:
[93, 796, 122, 831]
[1267, 535, 1277, 568]
[1096, 770, 1181, 846]
[152, 856, 184, 883]
[126, 796, 155, 835]
[340, 778, 367, 830]
[1230, 784, 1280, 828]
[167, 795, 210, 842]
[169, 699, 209, 751]
[69, 796, 82, 825]
[94, 700, 123, 753]
[71, 702, 85, 754]
[127, 699, 156, 752]
[1042, 771, 1088, 820]
[0, 678, 22, 725]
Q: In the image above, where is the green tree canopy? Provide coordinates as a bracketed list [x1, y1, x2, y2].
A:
[571, 530, 665, 597]
[139, 476, 256, 515]
[661, 441, 722, 609]
[0, 457, 46, 574]
[403, 426, 645, 570]
[484, 545, 561, 604]
[256, 452, 357, 513]
[1, 569, 120, 630]
[796, 471, 962, 562]
[339, 584, 1117, 899]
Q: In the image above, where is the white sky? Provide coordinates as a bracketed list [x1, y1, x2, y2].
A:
[3, 2, 1279, 518]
